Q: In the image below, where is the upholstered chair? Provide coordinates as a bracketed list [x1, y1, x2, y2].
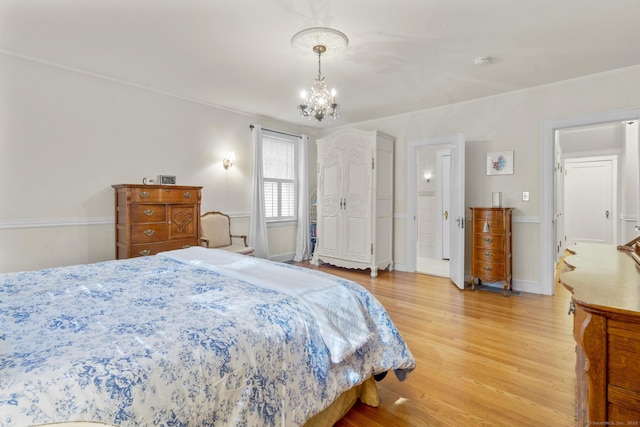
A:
[200, 211, 255, 256]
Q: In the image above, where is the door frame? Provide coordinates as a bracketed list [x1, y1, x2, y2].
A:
[540, 107, 640, 295]
[407, 134, 465, 278]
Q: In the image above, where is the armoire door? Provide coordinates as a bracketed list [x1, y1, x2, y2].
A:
[343, 142, 372, 263]
[317, 144, 343, 258]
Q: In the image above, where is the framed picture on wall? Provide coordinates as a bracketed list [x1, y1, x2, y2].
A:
[486, 151, 514, 175]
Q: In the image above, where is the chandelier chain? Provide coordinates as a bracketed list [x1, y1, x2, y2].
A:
[298, 44, 339, 122]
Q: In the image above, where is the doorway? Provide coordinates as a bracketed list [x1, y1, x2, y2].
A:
[416, 146, 451, 277]
[407, 133, 466, 290]
[541, 108, 640, 296]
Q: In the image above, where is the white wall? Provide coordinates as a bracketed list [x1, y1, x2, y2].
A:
[0, 53, 314, 273]
[3, 49, 640, 292]
[317, 65, 640, 294]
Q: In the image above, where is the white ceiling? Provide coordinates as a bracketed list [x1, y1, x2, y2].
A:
[2, 0, 639, 127]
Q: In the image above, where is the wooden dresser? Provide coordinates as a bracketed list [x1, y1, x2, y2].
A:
[560, 243, 640, 425]
[469, 207, 514, 295]
[112, 184, 202, 259]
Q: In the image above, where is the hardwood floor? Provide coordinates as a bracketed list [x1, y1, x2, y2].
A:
[301, 263, 576, 427]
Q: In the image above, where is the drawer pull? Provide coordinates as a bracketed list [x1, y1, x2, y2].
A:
[483, 252, 493, 258]
[482, 266, 493, 272]
[143, 229, 155, 236]
[140, 250, 151, 256]
[483, 238, 493, 243]
[183, 191, 192, 198]
[140, 191, 151, 198]
[143, 209, 154, 216]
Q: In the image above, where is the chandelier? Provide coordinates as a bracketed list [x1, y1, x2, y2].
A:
[291, 27, 349, 123]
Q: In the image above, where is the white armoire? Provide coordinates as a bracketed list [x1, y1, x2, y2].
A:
[311, 129, 394, 277]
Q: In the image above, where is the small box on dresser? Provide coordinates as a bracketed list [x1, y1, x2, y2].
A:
[112, 184, 202, 259]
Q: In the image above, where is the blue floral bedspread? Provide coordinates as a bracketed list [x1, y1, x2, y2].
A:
[0, 251, 415, 426]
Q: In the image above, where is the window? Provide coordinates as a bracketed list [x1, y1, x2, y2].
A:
[262, 130, 297, 222]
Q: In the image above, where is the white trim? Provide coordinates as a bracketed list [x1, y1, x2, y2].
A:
[464, 215, 539, 223]
[0, 49, 255, 118]
[225, 212, 250, 218]
[269, 252, 295, 263]
[463, 275, 540, 295]
[0, 217, 113, 230]
[336, 65, 640, 129]
[392, 262, 407, 272]
[541, 107, 640, 296]
[513, 216, 540, 224]
[267, 220, 297, 228]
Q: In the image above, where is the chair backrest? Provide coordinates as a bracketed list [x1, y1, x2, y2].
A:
[201, 211, 232, 248]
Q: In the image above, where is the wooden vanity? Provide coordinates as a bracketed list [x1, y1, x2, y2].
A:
[559, 243, 640, 425]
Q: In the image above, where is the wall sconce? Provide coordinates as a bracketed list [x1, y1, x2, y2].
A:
[223, 151, 236, 170]
[424, 170, 433, 183]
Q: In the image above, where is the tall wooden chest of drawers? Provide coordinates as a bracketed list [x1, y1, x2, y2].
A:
[469, 207, 514, 295]
[112, 184, 202, 259]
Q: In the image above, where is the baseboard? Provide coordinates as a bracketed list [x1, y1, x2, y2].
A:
[465, 274, 542, 295]
[269, 252, 295, 263]
[392, 262, 407, 272]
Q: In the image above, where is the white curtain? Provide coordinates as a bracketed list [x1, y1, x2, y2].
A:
[294, 135, 309, 262]
[249, 125, 269, 259]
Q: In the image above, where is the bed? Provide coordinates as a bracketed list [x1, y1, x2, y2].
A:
[0, 247, 415, 426]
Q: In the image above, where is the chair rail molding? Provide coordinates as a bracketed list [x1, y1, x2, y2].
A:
[0, 217, 114, 230]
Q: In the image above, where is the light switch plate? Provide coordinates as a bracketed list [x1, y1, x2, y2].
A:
[523, 191, 530, 201]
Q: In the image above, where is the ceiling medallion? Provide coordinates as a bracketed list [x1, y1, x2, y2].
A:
[291, 27, 349, 122]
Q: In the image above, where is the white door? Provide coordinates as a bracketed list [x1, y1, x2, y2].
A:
[436, 150, 451, 260]
[448, 138, 466, 289]
[554, 136, 565, 258]
[564, 157, 615, 245]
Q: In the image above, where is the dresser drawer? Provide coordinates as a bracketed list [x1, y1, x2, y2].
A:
[130, 204, 166, 223]
[608, 320, 640, 394]
[473, 261, 505, 281]
[475, 210, 507, 222]
[129, 188, 198, 203]
[472, 219, 504, 235]
[473, 248, 505, 264]
[473, 234, 505, 249]
[129, 239, 198, 258]
[131, 223, 167, 243]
